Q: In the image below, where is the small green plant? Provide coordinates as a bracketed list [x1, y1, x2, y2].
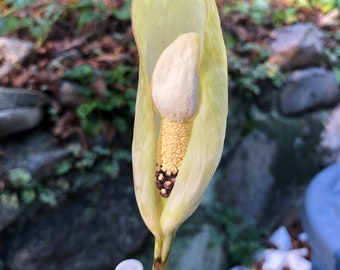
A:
[54, 144, 131, 194]
[222, 0, 271, 25]
[322, 31, 340, 84]
[71, 145, 131, 176]
[68, 0, 109, 30]
[272, 6, 299, 26]
[0, 192, 19, 208]
[210, 206, 264, 267]
[5, 168, 57, 206]
[9, 168, 33, 189]
[226, 38, 284, 99]
[112, 0, 132, 20]
[0, 1, 64, 46]
[222, 0, 338, 26]
[295, 0, 338, 12]
[0, 0, 132, 46]
[63, 64, 137, 137]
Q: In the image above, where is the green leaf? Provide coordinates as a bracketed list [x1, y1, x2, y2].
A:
[77, 8, 95, 30]
[5, 0, 36, 9]
[56, 161, 73, 176]
[81, 117, 102, 136]
[92, 146, 111, 156]
[0, 16, 20, 35]
[77, 101, 97, 119]
[0, 192, 19, 208]
[38, 188, 57, 207]
[75, 0, 95, 9]
[9, 168, 33, 188]
[21, 189, 36, 204]
[333, 67, 340, 84]
[113, 117, 128, 133]
[112, 0, 131, 20]
[63, 65, 94, 81]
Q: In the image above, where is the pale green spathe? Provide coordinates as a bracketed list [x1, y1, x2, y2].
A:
[132, 0, 228, 241]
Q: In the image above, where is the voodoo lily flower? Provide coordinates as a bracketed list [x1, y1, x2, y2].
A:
[131, 0, 228, 269]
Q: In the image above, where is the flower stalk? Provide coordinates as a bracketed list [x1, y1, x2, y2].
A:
[153, 235, 174, 270]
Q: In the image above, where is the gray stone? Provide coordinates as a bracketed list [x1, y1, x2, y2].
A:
[0, 203, 20, 231]
[0, 87, 50, 110]
[0, 107, 43, 139]
[0, 127, 148, 270]
[171, 225, 225, 270]
[49, 49, 82, 68]
[253, 110, 324, 223]
[0, 38, 35, 78]
[269, 23, 324, 70]
[15, 149, 71, 181]
[216, 109, 325, 225]
[216, 129, 277, 220]
[58, 81, 84, 107]
[280, 68, 339, 115]
[0, 131, 70, 231]
[1, 166, 148, 270]
[0, 129, 72, 183]
[319, 104, 340, 165]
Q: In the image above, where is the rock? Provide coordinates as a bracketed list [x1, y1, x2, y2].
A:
[216, 109, 325, 225]
[269, 23, 324, 70]
[0, 130, 71, 232]
[0, 38, 35, 78]
[0, 87, 49, 110]
[171, 225, 225, 270]
[14, 149, 71, 181]
[49, 48, 82, 68]
[253, 111, 324, 221]
[0, 203, 20, 231]
[0, 87, 50, 139]
[58, 81, 84, 107]
[280, 68, 339, 115]
[216, 129, 277, 220]
[0, 107, 43, 139]
[319, 104, 340, 165]
[0, 167, 149, 270]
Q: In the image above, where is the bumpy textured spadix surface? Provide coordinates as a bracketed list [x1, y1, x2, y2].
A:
[155, 119, 192, 198]
[132, 0, 228, 239]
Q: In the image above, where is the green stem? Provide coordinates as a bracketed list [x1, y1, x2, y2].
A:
[152, 235, 174, 270]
